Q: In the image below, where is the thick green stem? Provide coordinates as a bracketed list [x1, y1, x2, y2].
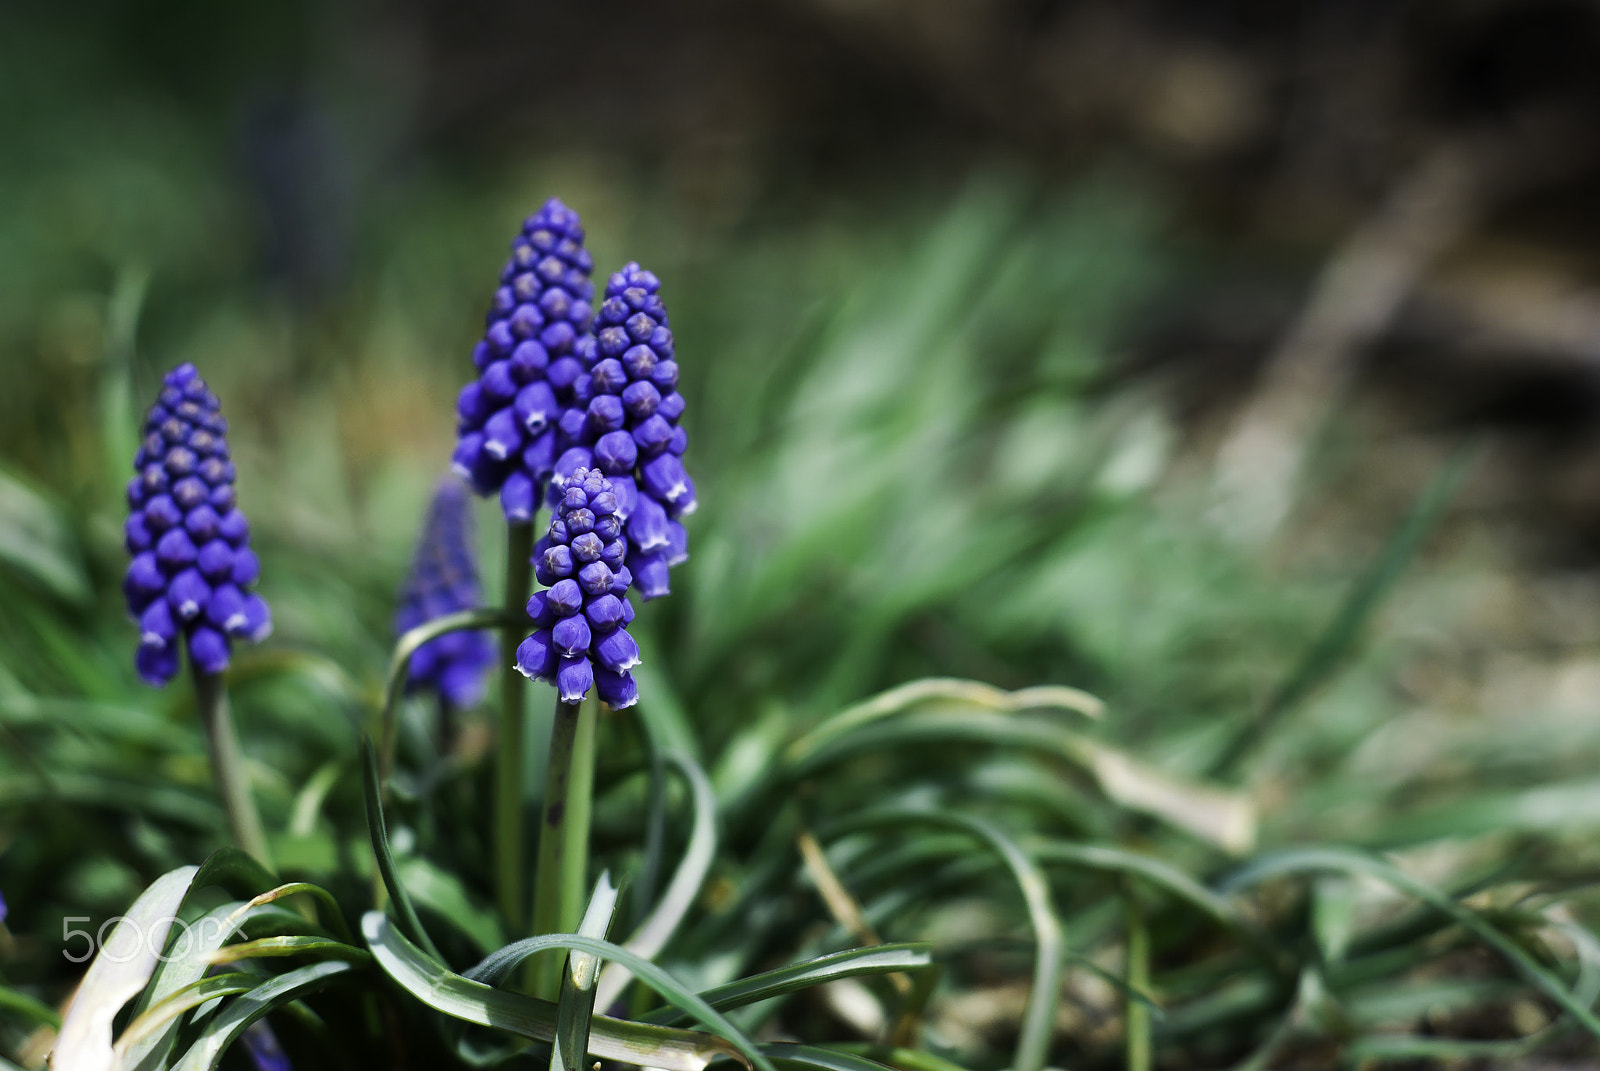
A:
[191, 658, 273, 871]
[496, 522, 535, 930]
[528, 695, 598, 998]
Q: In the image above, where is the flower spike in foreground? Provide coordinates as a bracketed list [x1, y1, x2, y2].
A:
[454, 199, 596, 522]
[517, 467, 640, 707]
[553, 262, 693, 600]
[395, 478, 495, 708]
[123, 363, 271, 685]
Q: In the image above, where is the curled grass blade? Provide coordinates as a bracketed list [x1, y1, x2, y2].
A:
[112, 974, 254, 1059]
[0, 985, 61, 1030]
[760, 1043, 902, 1071]
[794, 710, 1253, 852]
[379, 607, 512, 782]
[787, 678, 1103, 768]
[1221, 846, 1600, 1038]
[641, 945, 936, 1027]
[1030, 841, 1292, 978]
[170, 960, 357, 1071]
[360, 734, 442, 962]
[822, 809, 1062, 1071]
[205, 935, 371, 966]
[595, 751, 718, 1011]
[363, 911, 753, 1071]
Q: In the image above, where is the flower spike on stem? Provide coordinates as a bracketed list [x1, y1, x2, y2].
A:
[123, 363, 273, 868]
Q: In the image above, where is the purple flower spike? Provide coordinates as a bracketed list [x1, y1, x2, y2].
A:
[520, 468, 639, 708]
[395, 478, 496, 708]
[456, 199, 596, 522]
[550, 262, 692, 600]
[123, 365, 270, 685]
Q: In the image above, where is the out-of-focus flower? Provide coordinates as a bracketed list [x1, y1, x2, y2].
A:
[123, 364, 271, 685]
[454, 199, 596, 523]
[551, 263, 692, 600]
[395, 478, 496, 708]
[516, 468, 640, 708]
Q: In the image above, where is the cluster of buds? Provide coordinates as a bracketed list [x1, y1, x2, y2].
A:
[122, 364, 270, 685]
[453, 199, 596, 522]
[395, 478, 496, 708]
[553, 263, 694, 599]
[516, 468, 640, 708]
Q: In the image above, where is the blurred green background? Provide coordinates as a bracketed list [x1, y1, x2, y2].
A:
[8, 0, 1600, 1064]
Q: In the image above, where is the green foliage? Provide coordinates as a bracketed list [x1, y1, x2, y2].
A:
[3, 53, 1600, 1065]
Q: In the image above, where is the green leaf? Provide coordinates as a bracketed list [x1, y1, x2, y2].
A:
[0, 984, 62, 1029]
[169, 960, 357, 1071]
[1222, 846, 1600, 1039]
[820, 809, 1063, 1071]
[465, 931, 773, 1071]
[787, 677, 1104, 766]
[360, 734, 443, 961]
[53, 864, 197, 1071]
[760, 1043, 902, 1071]
[554, 873, 620, 1071]
[113, 974, 255, 1060]
[362, 911, 752, 1071]
[641, 945, 935, 1026]
[797, 709, 1254, 853]
[205, 935, 371, 966]
[595, 750, 718, 1011]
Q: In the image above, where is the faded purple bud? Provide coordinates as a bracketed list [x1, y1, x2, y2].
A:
[122, 366, 270, 684]
[395, 478, 495, 708]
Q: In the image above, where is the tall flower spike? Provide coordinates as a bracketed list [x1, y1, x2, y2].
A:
[516, 467, 640, 708]
[454, 199, 596, 522]
[395, 477, 496, 708]
[551, 262, 693, 600]
[123, 364, 271, 685]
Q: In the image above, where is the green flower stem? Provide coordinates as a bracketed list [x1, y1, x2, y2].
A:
[528, 694, 598, 998]
[496, 521, 535, 930]
[1124, 883, 1151, 1071]
[191, 659, 273, 872]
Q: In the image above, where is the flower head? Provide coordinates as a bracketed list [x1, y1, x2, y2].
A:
[551, 262, 692, 600]
[454, 199, 596, 523]
[516, 467, 639, 708]
[395, 478, 496, 707]
[123, 364, 271, 685]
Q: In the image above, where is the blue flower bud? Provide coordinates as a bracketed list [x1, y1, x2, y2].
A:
[457, 200, 596, 521]
[189, 626, 231, 674]
[629, 551, 670, 601]
[124, 366, 272, 685]
[557, 655, 594, 703]
[594, 668, 638, 709]
[552, 615, 591, 657]
[519, 467, 640, 705]
[516, 630, 555, 679]
[592, 627, 640, 673]
[627, 494, 670, 553]
[501, 470, 537, 523]
[140, 600, 178, 648]
[395, 478, 495, 708]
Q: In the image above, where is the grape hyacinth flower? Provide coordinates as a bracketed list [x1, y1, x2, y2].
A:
[122, 363, 273, 868]
[395, 478, 495, 709]
[123, 363, 271, 685]
[516, 467, 640, 709]
[552, 262, 694, 600]
[453, 199, 596, 523]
